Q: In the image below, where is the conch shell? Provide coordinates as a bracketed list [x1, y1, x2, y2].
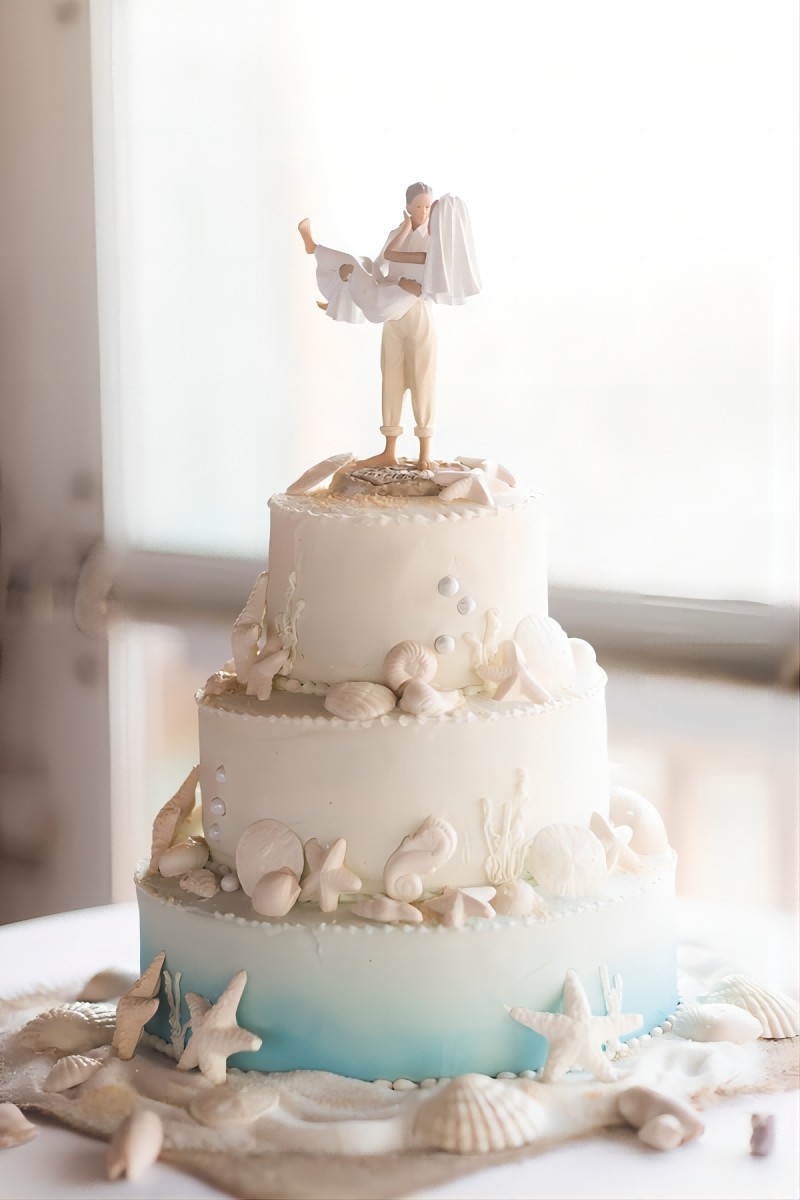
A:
[351, 894, 424, 924]
[43, 1051, 107, 1093]
[107, 1108, 164, 1182]
[235, 819, 305, 897]
[146, 766, 199, 875]
[231, 571, 269, 685]
[19, 1003, 116, 1055]
[384, 641, 438, 691]
[529, 823, 607, 897]
[698, 974, 799, 1039]
[179, 867, 220, 899]
[251, 867, 301, 917]
[397, 679, 463, 716]
[158, 836, 209, 878]
[383, 816, 458, 902]
[413, 1073, 544, 1154]
[324, 681, 397, 720]
[0, 1102, 39, 1148]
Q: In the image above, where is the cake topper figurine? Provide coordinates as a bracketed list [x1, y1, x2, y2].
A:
[299, 183, 480, 468]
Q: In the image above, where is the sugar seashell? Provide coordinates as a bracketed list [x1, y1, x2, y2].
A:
[491, 879, 550, 918]
[159, 836, 209, 879]
[618, 1086, 704, 1143]
[608, 788, 669, 856]
[179, 867, 220, 899]
[589, 811, 643, 874]
[529, 824, 607, 897]
[637, 1113, 685, 1151]
[251, 867, 301, 917]
[398, 679, 463, 716]
[204, 669, 239, 696]
[43, 1052, 106, 1093]
[0, 1102, 38, 1149]
[189, 1082, 278, 1127]
[146, 766, 199, 875]
[324, 681, 397, 720]
[698, 974, 799, 1039]
[514, 615, 576, 695]
[77, 967, 138, 1002]
[384, 641, 438, 691]
[112, 952, 165, 1061]
[19, 1003, 117, 1055]
[669, 1002, 763, 1044]
[286, 451, 355, 495]
[351, 894, 424, 924]
[383, 816, 458, 903]
[235, 819, 305, 897]
[568, 637, 602, 688]
[220, 871, 241, 893]
[413, 1073, 544, 1154]
[107, 1108, 164, 1182]
[231, 570, 269, 685]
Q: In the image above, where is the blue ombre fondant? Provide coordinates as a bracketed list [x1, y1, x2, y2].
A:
[137, 861, 678, 1082]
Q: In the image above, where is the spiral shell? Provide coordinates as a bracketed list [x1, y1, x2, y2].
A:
[324, 681, 397, 720]
[179, 867, 220, 899]
[235, 819, 304, 897]
[398, 679, 463, 717]
[383, 816, 458, 902]
[529, 824, 607, 897]
[0, 1102, 38, 1149]
[669, 1002, 762, 1043]
[609, 788, 669, 856]
[698, 975, 799, 1039]
[413, 1073, 544, 1154]
[251, 867, 301, 917]
[159, 837, 209, 878]
[43, 1052, 106, 1093]
[19, 1003, 117, 1055]
[107, 1109, 164, 1182]
[384, 641, 438, 691]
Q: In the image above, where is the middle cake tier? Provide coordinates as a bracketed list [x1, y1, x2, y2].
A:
[197, 680, 610, 891]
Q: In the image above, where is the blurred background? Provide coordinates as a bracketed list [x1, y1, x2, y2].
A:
[0, 2, 797, 953]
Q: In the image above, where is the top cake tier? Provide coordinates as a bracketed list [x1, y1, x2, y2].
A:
[265, 488, 546, 690]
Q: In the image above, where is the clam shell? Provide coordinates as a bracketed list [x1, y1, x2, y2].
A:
[235, 819, 305, 897]
[324, 681, 397, 720]
[398, 679, 463, 716]
[351, 894, 424, 924]
[189, 1082, 278, 1127]
[286, 452, 356, 495]
[19, 1003, 117, 1055]
[514, 616, 576, 695]
[491, 880, 549, 918]
[0, 1102, 38, 1149]
[43, 1052, 106, 1093]
[159, 836, 209, 878]
[384, 641, 438, 691]
[77, 967, 138, 1002]
[529, 824, 607, 897]
[413, 1073, 544, 1154]
[608, 788, 668, 856]
[251, 867, 301, 917]
[179, 867, 220, 899]
[669, 1002, 762, 1044]
[107, 1108, 164, 1182]
[698, 975, 799, 1039]
[383, 816, 458, 903]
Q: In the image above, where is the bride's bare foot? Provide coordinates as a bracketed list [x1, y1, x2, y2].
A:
[298, 218, 316, 254]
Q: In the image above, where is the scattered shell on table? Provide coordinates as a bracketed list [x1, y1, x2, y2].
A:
[383, 815, 458, 903]
[491, 879, 550, 918]
[146, 766, 199, 874]
[324, 681, 397, 720]
[351, 893, 424, 924]
[235, 818, 305, 897]
[617, 1085, 704, 1143]
[384, 640, 438, 691]
[699, 974, 799, 1039]
[107, 1108, 164, 1182]
[637, 1113, 685, 1151]
[398, 679, 463, 717]
[528, 823, 607, 897]
[413, 1073, 544, 1154]
[179, 867, 220, 899]
[669, 1002, 763, 1044]
[286, 451, 355, 495]
[251, 867, 301, 917]
[189, 1082, 279, 1128]
[43, 1052, 106, 1093]
[19, 1003, 117, 1055]
[608, 787, 669, 856]
[513, 615, 576, 696]
[0, 1102, 38, 1149]
[76, 967, 138, 1002]
[159, 836, 209, 879]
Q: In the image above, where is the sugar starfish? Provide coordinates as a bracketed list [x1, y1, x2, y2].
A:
[509, 968, 642, 1083]
[589, 812, 643, 874]
[423, 886, 496, 928]
[477, 640, 552, 703]
[299, 838, 363, 912]
[112, 951, 165, 1060]
[177, 969, 262, 1085]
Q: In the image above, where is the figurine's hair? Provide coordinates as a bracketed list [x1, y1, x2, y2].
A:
[405, 181, 433, 206]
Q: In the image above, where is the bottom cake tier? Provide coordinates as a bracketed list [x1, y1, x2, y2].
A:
[136, 860, 678, 1082]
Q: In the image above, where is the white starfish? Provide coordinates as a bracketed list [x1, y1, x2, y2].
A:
[423, 886, 496, 928]
[177, 969, 262, 1085]
[245, 642, 290, 702]
[433, 465, 515, 508]
[509, 968, 642, 1083]
[112, 951, 165, 1060]
[476, 640, 552, 703]
[589, 812, 643, 874]
[299, 838, 363, 912]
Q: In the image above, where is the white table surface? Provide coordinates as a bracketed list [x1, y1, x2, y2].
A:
[0, 903, 798, 1200]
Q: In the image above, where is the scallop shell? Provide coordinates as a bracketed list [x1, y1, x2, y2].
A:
[107, 1108, 164, 1182]
[146, 766, 199, 875]
[529, 824, 607, 897]
[669, 1002, 762, 1044]
[159, 836, 209, 878]
[43, 1052, 106, 1093]
[514, 616, 576, 695]
[698, 975, 799, 1039]
[235, 819, 305, 897]
[491, 880, 550, 918]
[351, 894, 424, 924]
[77, 967, 138, 1002]
[19, 1003, 117, 1055]
[251, 867, 301, 917]
[286, 451, 356, 495]
[324, 681, 397, 720]
[0, 1102, 38, 1149]
[384, 641, 438, 691]
[608, 788, 669, 856]
[398, 679, 463, 716]
[189, 1082, 279, 1127]
[179, 867, 220, 899]
[383, 816, 458, 903]
[413, 1073, 544, 1154]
